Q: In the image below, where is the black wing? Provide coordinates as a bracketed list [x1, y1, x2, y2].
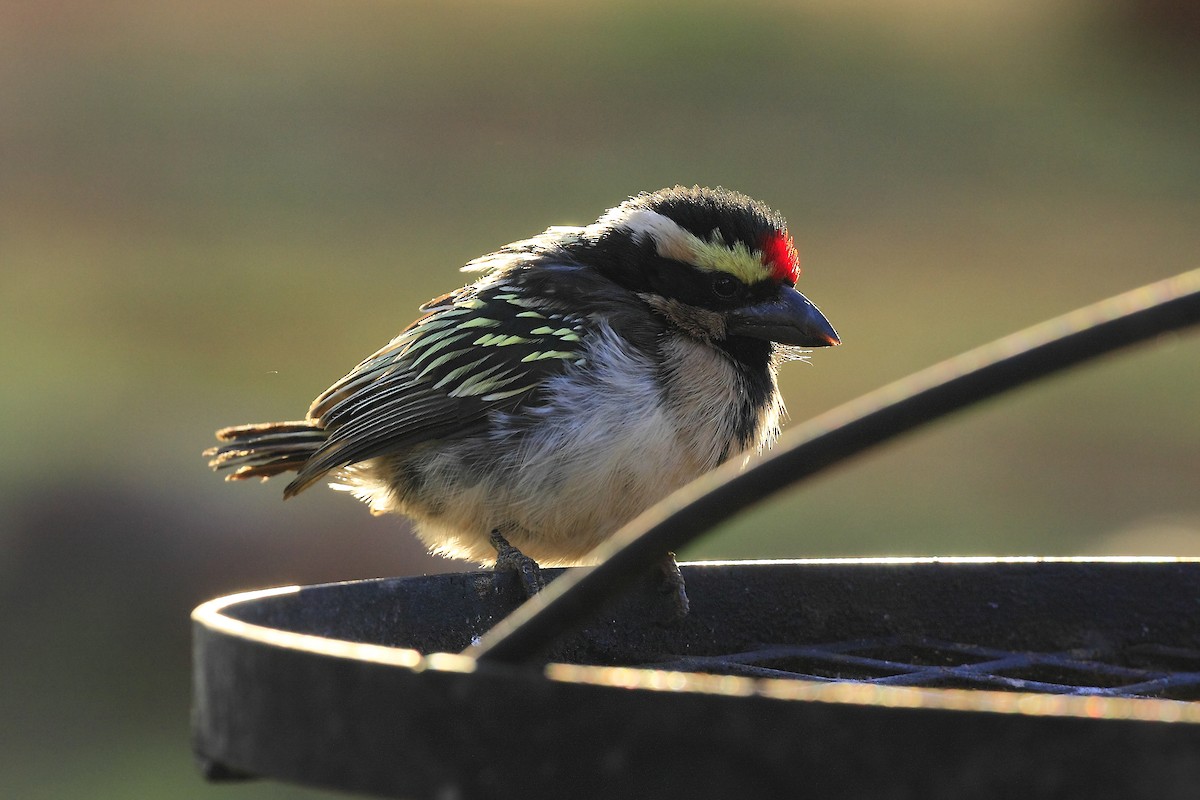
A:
[284, 278, 589, 496]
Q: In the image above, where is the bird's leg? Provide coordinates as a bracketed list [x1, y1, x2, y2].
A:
[490, 529, 546, 597]
[657, 552, 690, 621]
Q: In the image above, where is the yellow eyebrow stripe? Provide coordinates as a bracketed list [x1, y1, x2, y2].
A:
[688, 231, 772, 285]
[650, 219, 772, 284]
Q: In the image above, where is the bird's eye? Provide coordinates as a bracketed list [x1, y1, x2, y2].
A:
[710, 274, 741, 299]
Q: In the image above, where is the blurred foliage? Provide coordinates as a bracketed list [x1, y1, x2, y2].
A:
[0, 1, 1197, 797]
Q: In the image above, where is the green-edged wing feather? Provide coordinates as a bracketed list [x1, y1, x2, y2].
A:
[284, 280, 588, 496]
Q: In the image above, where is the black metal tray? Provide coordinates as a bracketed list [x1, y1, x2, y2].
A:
[193, 558, 1200, 800]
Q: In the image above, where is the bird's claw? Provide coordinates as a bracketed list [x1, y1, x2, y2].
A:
[490, 529, 546, 597]
[658, 552, 690, 621]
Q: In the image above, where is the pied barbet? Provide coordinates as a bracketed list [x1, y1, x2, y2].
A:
[206, 186, 839, 607]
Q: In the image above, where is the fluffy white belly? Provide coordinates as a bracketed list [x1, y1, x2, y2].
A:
[334, 328, 781, 566]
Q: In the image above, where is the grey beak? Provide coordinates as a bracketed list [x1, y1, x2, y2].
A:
[726, 285, 840, 347]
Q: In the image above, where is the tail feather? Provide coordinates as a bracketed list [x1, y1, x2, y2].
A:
[205, 421, 329, 488]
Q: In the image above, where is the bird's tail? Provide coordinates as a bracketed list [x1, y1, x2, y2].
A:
[204, 421, 328, 489]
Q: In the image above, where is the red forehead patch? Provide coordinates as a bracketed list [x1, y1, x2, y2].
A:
[761, 231, 800, 284]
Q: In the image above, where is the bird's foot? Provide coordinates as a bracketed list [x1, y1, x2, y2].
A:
[490, 529, 546, 597]
[657, 552, 690, 621]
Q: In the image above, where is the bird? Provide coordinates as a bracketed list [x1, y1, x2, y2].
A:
[205, 186, 839, 607]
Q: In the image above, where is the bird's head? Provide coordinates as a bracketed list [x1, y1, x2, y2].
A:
[580, 186, 839, 353]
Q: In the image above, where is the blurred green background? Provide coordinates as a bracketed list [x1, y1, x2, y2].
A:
[2, 1, 1198, 797]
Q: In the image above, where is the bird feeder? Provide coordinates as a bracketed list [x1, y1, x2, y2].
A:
[193, 270, 1200, 798]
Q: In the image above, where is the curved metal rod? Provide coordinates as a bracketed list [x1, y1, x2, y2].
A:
[471, 269, 1200, 664]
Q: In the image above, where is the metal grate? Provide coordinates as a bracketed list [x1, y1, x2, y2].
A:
[645, 635, 1200, 700]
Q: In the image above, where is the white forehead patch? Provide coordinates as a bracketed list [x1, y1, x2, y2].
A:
[593, 207, 697, 263]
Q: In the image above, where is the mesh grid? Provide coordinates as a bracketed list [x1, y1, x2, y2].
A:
[645, 635, 1200, 700]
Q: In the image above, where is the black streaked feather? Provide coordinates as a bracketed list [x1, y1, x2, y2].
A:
[204, 421, 329, 481]
[281, 277, 592, 496]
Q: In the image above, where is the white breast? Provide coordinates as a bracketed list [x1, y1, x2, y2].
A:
[483, 326, 779, 563]
[338, 325, 782, 566]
